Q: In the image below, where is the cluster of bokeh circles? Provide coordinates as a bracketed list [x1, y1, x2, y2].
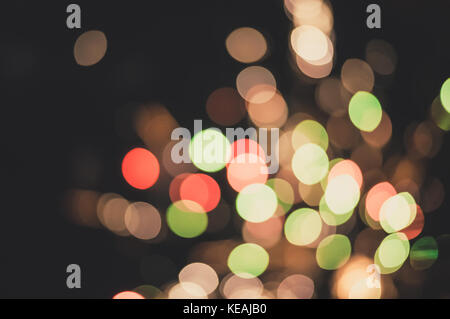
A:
[66, 0, 450, 299]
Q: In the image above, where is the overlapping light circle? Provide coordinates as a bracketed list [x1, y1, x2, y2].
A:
[375, 232, 410, 274]
[291, 120, 329, 151]
[292, 143, 329, 185]
[325, 175, 360, 215]
[379, 192, 416, 233]
[166, 200, 208, 238]
[348, 91, 382, 132]
[189, 129, 231, 172]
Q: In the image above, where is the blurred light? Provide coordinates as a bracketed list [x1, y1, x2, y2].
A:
[291, 120, 328, 151]
[365, 182, 397, 222]
[315, 77, 349, 116]
[113, 291, 145, 299]
[226, 27, 267, 63]
[375, 232, 409, 274]
[65, 189, 101, 227]
[316, 234, 351, 270]
[227, 243, 269, 278]
[206, 87, 246, 126]
[430, 96, 450, 131]
[379, 192, 416, 233]
[298, 180, 324, 206]
[290, 0, 334, 35]
[221, 274, 263, 299]
[277, 274, 314, 299]
[351, 143, 383, 172]
[169, 173, 191, 203]
[74, 30, 107, 66]
[410, 236, 438, 270]
[332, 255, 382, 299]
[348, 91, 382, 132]
[292, 143, 329, 185]
[162, 140, 198, 177]
[325, 175, 360, 215]
[360, 110, 392, 148]
[230, 138, 266, 162]
[122, 147, 160, 190]
[135, 104, 178, 153]
[266, 178, 294, 213]
[421, 177, 445, 213]
[341, 59, 375, 94]
[166, 200, 208, 238]
[440, 78, 450, 113]
[236, 183, 277, 223]
[276, 167, 303, 205]
[125, 202, 161, 240]
[326, 115, 360, 150]
[179, 262, 219, 296]
[168, 282, 207, 299]
[243, 216, 284, 249]
[294, 33, 334, 79]
[99, 195, 130, 235]
[319, 195, 353, 226]
[180, 173, 221, 212]
[189, 129, 231, 172]
[285, 208, 323, 246]
[365, 39, 397, 75]
[247, 91, 288, 128]
[402, 205, 424, 240]
[327, 160, 363, 189]
[291, 25, 328, 62]
[236, 66, 277, 104]
[409, 121, 443, 158]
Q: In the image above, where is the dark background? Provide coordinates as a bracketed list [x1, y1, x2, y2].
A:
[0, 0, 449, 298]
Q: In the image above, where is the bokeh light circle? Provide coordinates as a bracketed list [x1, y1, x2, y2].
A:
[375, 232, 410, 274]
[227, 243, 269, 278]
[284, 208, 323, 246]
[236, 66, 277, 104]
[180, 173, 221, 212]
[365, 182, 397, 222]
[410, 236, 438, 270]
[292, 143, 329, 185]
[236, 183, 277, 223]
[179, 262, 219, 296]
[291, 120, 329, 151]
[277, 274, 314, 299]
[166, 200, 208, 238]
[74, 30, 107, 66]
[440, 78, 450, 113]
[189, 129, 231, 173]
[227, 153, 268, 192]
[325, 175, 360, 215]
[113, 291, 145, 299]
[122, 147, 160, 190]
[348, 91, 382, 132]
[226, 27, 267, 63]
[379, 192, 416, 233]
[290, 25, 328, 62]
[316, 234, 351, 270]
[125, 202, 161, 240]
